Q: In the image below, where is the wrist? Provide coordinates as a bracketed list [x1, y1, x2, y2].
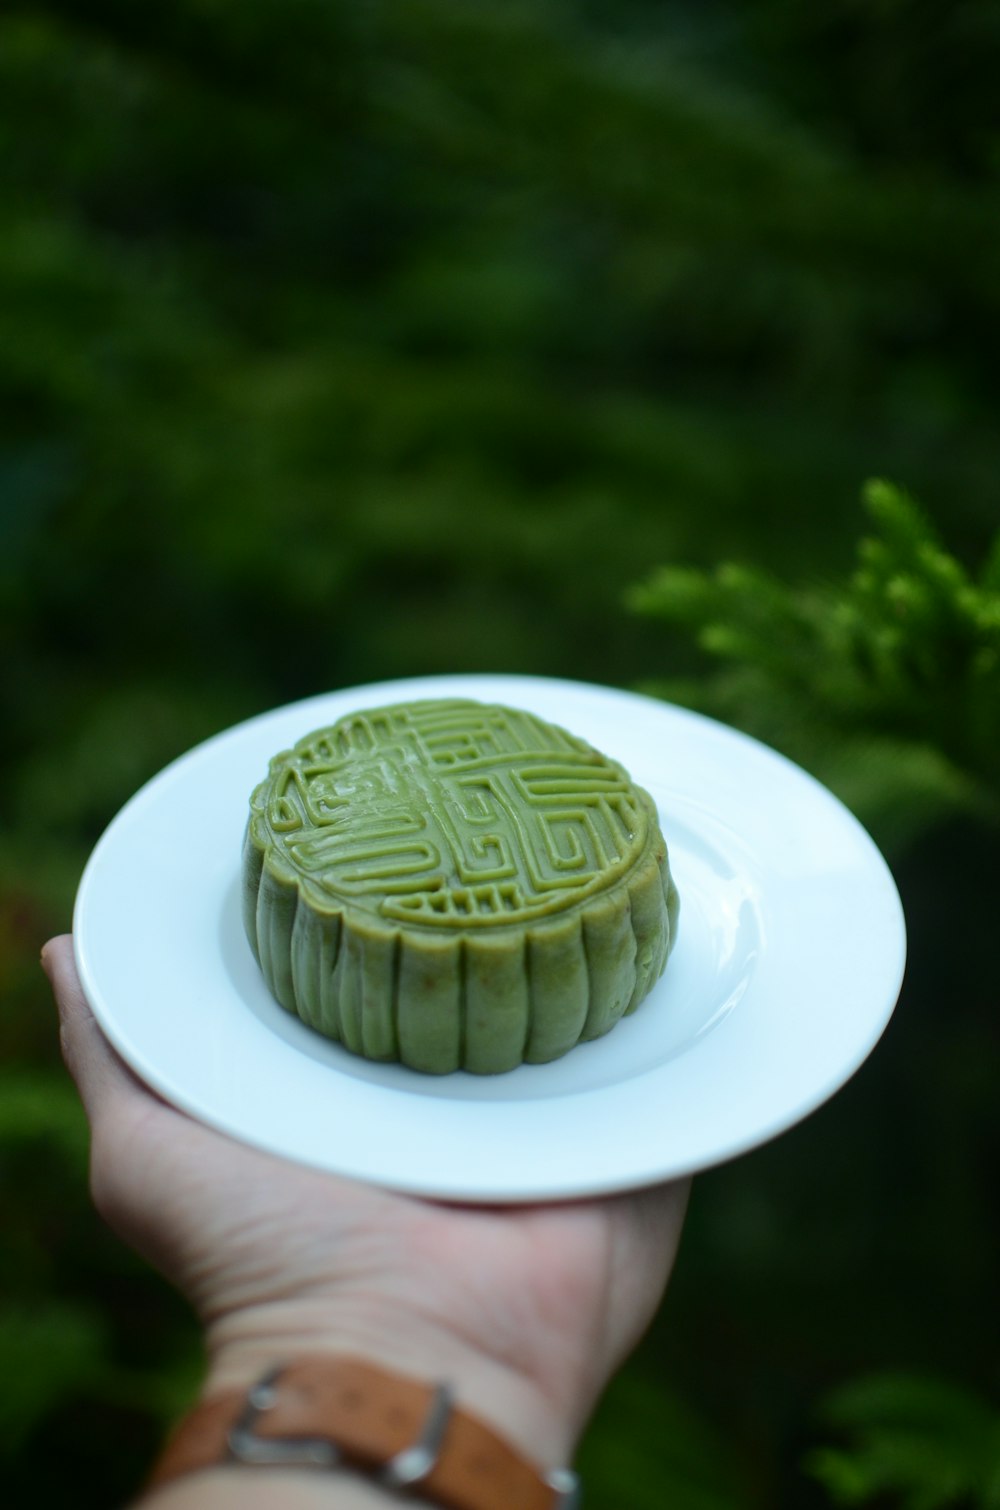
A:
[141, 1341, 580, 1510]
[199, 1295, 579, 1472]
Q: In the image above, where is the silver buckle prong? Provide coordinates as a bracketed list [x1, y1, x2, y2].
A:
[380, 1382, 454, 1488]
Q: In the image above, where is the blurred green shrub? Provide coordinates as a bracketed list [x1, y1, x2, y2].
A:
[3, 1, 1000, 1505]
[629, 480, 1000, 851]
[630, 484, 1000, 1506]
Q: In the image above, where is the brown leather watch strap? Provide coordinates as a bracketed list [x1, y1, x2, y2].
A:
[146, 1356, 577, 1510]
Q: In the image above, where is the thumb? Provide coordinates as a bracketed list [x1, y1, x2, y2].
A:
[41, 934, 140, 1126]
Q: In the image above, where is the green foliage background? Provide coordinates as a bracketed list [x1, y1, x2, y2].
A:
[2, 2, 997, 1504]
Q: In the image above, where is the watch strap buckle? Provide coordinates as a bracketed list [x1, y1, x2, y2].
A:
[228, 1364, 459, 1489]
[228, 1366, 341, 1470]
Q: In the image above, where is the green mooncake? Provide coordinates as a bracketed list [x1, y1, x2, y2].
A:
[242, 699, 679, 1074]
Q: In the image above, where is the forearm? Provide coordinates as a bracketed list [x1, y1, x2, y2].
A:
[44, 935, 685, 1510]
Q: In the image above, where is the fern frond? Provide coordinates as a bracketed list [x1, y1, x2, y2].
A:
[628, 480, 1000, 845]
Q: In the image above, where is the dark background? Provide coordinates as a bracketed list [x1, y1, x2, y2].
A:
[2, 3, 998, 1505]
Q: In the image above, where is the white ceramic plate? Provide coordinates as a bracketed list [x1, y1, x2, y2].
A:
[74, 675, 905, 1203]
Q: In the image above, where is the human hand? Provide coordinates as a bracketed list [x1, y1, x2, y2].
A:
[43, 934, 687, 1475]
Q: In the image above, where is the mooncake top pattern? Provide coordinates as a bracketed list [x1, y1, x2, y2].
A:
[248, 699, 657, 929]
